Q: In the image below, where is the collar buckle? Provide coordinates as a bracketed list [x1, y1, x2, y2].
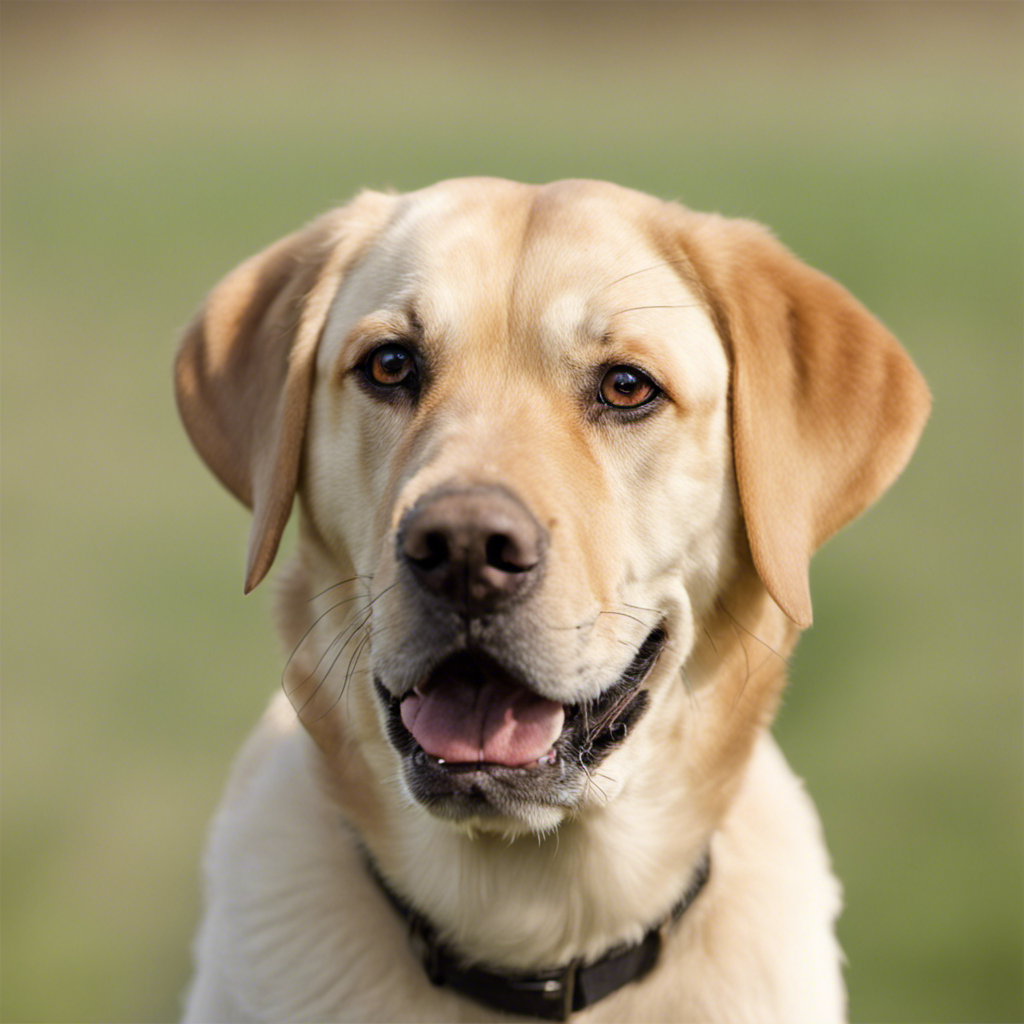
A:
[507, 959, 581, 1021]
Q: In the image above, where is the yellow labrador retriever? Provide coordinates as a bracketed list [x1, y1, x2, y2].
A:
[175, 178, 929, 1022]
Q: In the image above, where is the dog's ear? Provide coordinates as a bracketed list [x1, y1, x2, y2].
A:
[175, 192, 396, 593]
[679, 215, 930, 627]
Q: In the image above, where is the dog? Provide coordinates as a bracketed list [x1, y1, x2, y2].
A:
[175, 178, 929, 1022]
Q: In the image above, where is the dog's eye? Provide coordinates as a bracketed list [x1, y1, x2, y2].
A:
[363, 343, 418, 389]
[598, 366, 659, 409]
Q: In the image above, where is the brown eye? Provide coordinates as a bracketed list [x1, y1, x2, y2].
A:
[364, 343, 418, 389]
[599, 365, 659, 409]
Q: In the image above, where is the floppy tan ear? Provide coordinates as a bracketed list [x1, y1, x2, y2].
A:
[677, 214, 930, 627]
[174, 192, 397, 593]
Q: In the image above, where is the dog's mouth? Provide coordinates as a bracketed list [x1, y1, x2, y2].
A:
[375, 627, 666, 816]
[398, 652, 567, 768]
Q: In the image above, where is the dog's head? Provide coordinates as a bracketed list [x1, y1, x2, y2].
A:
[176, 178, 929, 838]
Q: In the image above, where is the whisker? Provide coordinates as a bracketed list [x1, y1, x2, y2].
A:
[584, 686, 640, 737]
[680, 665, 700, 719]
[315, 626, 374, 723]
[620, 601, 665, 616]
[307, 574, 374, 603]
[723, 617, 754, 713]
[283, 590, 373, 679]
[716, 600, 790, 666]
[608, 303, 701, 317]
[296, 609, 372, 716]
[597, 257, 695, 293]
[342, 627, 373, 696]
[287, 609, 370, 700]
[287, 582, 400, 692]
[290, 581, 405, 711]
[702, 626, 719, 655]
[577, 759, 609, 805]
[366, 580, 403, 607]
[595, 608, 653, 629]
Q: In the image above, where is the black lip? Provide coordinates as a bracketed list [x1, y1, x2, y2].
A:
[374, 626, 666, 817]
[562, 625, 665, 760]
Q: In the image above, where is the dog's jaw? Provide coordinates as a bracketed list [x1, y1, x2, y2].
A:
[371, 627, 666, 835]
[277, 552, 799, 971]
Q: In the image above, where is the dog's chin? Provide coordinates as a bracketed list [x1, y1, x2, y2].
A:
[374, 627, 665, 832]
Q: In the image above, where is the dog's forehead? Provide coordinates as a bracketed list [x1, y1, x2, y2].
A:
[320, 179, 718, 375]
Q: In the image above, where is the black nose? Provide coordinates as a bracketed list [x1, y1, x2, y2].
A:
[399, 485, 546, 613]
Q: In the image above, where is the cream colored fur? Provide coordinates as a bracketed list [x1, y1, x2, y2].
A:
[175, 178, 930, 1023]
[186, 694, 843, 1023]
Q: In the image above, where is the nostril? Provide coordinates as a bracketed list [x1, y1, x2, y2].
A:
[406, 530, 449, 572]
[485, 533, 533, 574]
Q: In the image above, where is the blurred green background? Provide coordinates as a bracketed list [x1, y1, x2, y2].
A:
[2, 3, 1021, 1021]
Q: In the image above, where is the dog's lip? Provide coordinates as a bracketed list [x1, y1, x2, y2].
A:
[379, 625, 667, 770]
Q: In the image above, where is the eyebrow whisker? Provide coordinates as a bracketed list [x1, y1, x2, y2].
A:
[599, 257, 694, 292]
[608, 303, 702, 317]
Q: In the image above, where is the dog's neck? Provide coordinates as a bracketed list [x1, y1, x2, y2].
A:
[277, 548, 795, 972]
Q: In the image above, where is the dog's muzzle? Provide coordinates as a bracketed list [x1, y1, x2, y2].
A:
[376, 483, 665, 823]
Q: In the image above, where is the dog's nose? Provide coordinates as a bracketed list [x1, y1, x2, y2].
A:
[399, 486, 546, 612]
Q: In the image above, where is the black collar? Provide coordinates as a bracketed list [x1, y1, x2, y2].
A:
[366, 850, 711, 1021]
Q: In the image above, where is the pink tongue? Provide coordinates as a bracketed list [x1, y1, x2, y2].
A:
[400, 668, 565, 767]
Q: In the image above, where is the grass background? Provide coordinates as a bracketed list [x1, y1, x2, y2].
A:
[2, 2, 1021, 1021]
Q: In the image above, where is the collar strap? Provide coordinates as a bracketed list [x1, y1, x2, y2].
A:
[366, 850, 711, 1021]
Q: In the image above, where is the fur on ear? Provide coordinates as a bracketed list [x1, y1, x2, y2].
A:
[174, 192, 397, 593]
[673, 214, 930, 627]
